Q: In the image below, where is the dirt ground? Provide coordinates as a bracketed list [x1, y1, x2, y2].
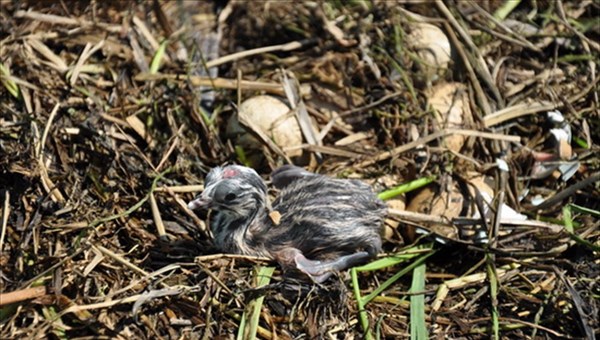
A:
[1, 1, 599, 339]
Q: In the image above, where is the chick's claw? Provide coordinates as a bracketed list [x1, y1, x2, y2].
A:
[277, 248, 372, 283]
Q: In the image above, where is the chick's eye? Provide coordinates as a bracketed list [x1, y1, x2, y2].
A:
[213, 182, 239, 203]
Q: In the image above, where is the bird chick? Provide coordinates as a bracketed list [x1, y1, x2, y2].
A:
[188, 165, 386, 282]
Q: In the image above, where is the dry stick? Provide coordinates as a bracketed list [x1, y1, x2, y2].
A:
[160, 187, 210, 239]
[306, 106, 353, 135]
[497, 317, 566, 338]
[557, 0, 598, 105]
[283, 144, 364, 158]
[149, 193, 166, 237]
[0, 191, 9, 254]
[483, 101, 555, 128]
[132, 15, 164, 56]
[281, 70, 323, 161]
[26, 38, 68, 72]
[125, 114, 155, 147]
[432, 264, 515, 311]
[556, 0, 600, 53]
[357, 129, 520, 168]
[205, 40, 310, 69]
[114, 123, 157, 172]
[388, 209, 563, 233]
[14, 10, 122, 33]
[93, 245, 151, 277]
[435, 0, 504, 107]
[3, 74, 43, 92]
[70, 40, 105, 86]
[156, 125, 183, 172]
[134, 73, 309, 97]
[470, 3, 542, 53]
[106, 264, 181, 299]
[553, 266, 596, 340]
[0, 286, 47, 306]
[155, 184, 204, 193]
[37, 103, 65, 203]
[340, 91, 404, 117]
[20, 248, 85, 289]
[442, 21, 491, 116]
[483, 75, 600, 127]
[195, 253, 271, 263]
[471, 21, 538, 53]
[490, 169, 509, 247]
[533, 172, 600, 211]
[33, 288, 181, 337]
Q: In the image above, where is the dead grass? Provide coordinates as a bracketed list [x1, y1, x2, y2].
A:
[1, 1, 598, 339]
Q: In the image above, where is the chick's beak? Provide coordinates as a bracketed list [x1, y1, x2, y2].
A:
[187, 195, 212, 210]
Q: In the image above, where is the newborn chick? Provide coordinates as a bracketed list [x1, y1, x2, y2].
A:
[188, 165, 386, 282]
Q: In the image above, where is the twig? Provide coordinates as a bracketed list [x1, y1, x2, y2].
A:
[26, 38, 68, 73]
[149, 193, 166, 237]
[483, 76, 600, 127]
[533, 172, 600, 210]
[0, 286, 47, 306]
[388, 209, 563, 233]
[37, 103, 65, 203]
[442, 21, 491, 116]
[156, 125, 183, 171]
[14, 10, 122, 32]
[70, 40, 105, 85]
[0, 191, 9, 253]
[195, 253, 271, 263]
[155, 184, 204, 193]
[134, 73, 311, 97]
[556, 0, 600, 53]
[88, 168, 171, 228]
[435, 0, 503, 107]
[205, 40, 313, 69]
[357, 129, 520, 167]
[553, 266, 596, 339]
[163, 187, 210, 238]
[93, 245, 151, 277]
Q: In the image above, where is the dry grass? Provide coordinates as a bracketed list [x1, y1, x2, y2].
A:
[1, 1, 598, 339]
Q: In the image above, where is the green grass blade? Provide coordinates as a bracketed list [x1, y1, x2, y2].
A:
[493, 0, 522, 20]
[237, 266, 275, 340]
[363, 249, 436, 306]
[563, 205, 600, 251]
[568, 203, 600, 217]
[354, 251, 424, 272]
[235, 145, 251, 167]
[0, 63, 20, 98]
[351, 267, 373, 340]
[562, 205, 574, 233]
[486, 254, 500, 339]
[378, 176, 435, 201]
[150, 40, 168, 74]
[410, 261, 427, 340]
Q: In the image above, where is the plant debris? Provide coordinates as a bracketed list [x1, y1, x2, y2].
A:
[1, 1, 598, 339]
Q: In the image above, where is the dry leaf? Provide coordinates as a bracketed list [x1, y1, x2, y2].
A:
[426, 82, 471, 152]
[269, 210, 281, 226]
